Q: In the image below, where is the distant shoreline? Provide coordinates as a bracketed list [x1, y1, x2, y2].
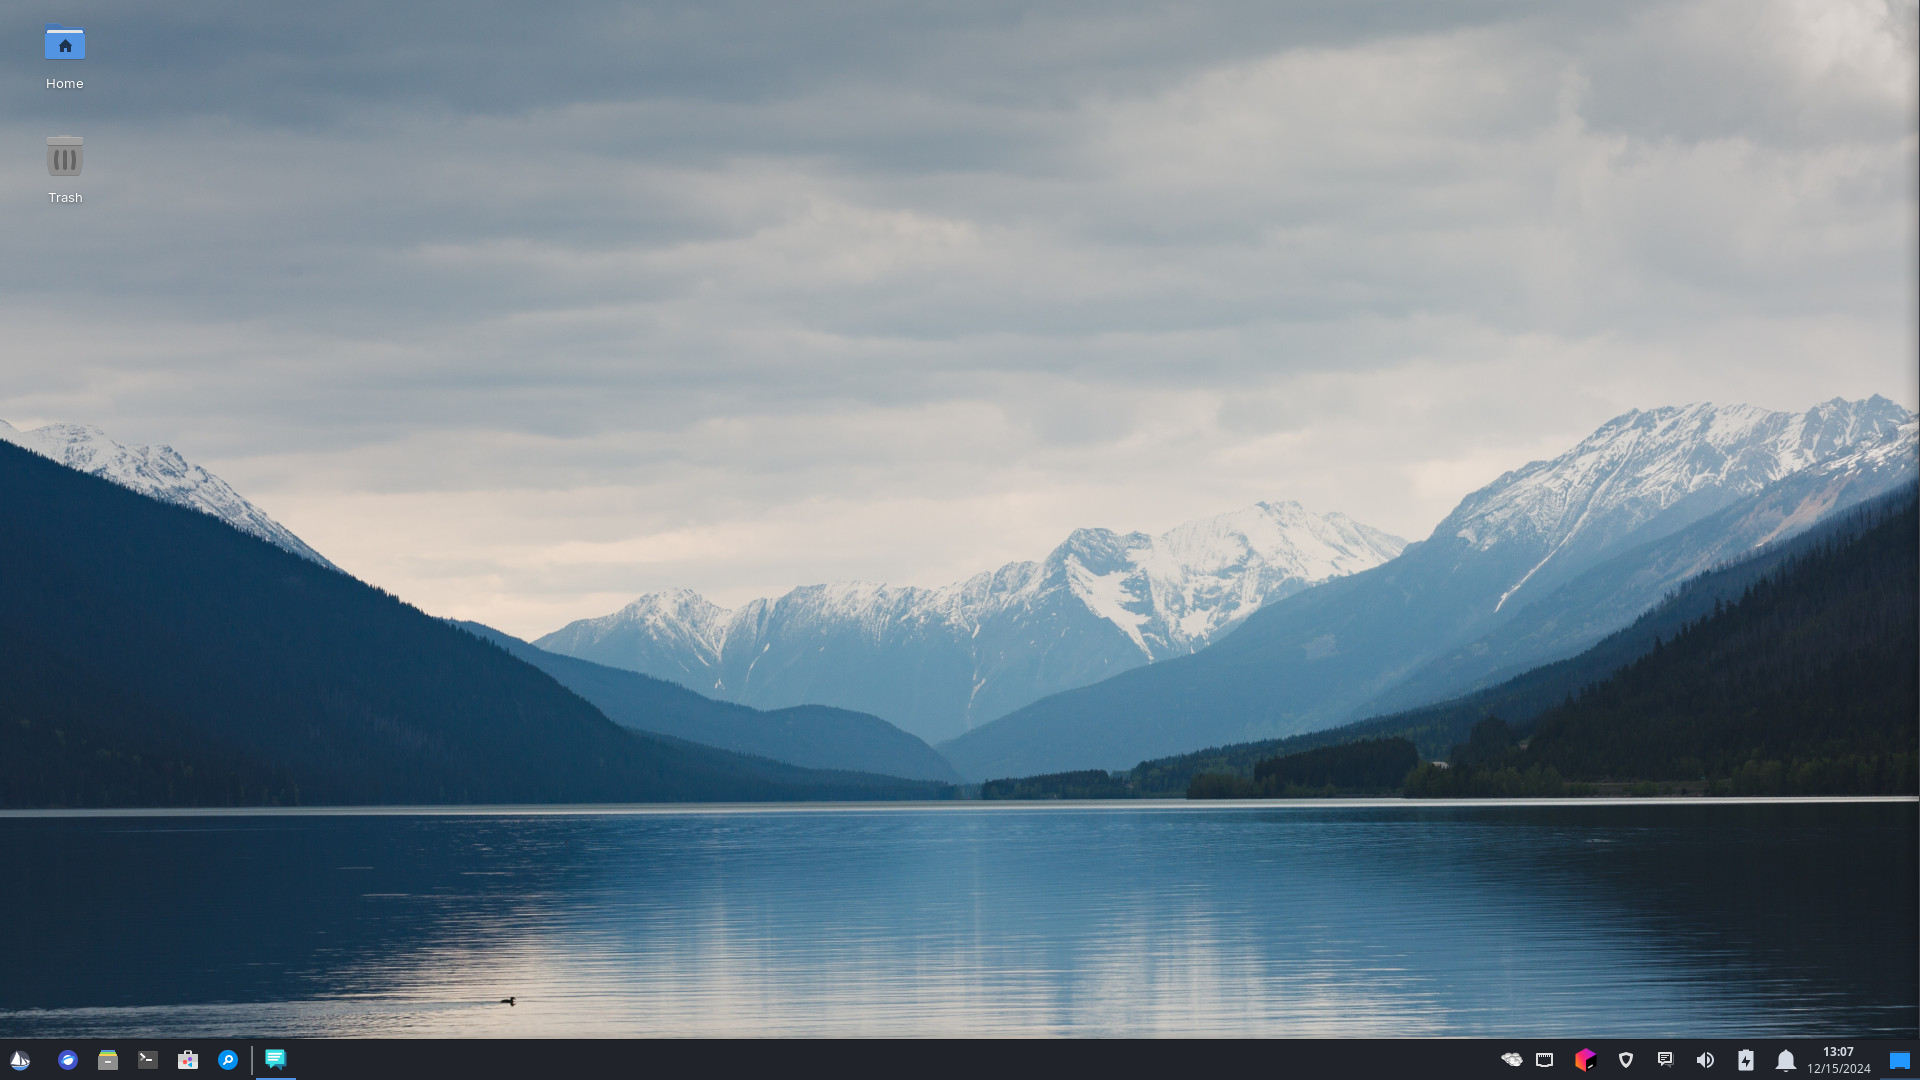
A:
[1, 795, 1911, 819]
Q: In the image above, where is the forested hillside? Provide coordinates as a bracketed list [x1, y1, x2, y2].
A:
[1408, 493, 1917, 796]
[0, 442, 950, 807]
[983, 488, 1912, 799]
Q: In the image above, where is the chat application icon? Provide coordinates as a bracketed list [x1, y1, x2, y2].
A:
[263, 1050, 287, 1070]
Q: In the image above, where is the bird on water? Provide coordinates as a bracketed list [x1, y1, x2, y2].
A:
[500, 997, 515, 1006]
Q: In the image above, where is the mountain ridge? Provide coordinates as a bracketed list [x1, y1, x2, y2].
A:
[0, 418, 333, 569]
[538, 499, 1405, 743]
[938, 396, 1916, 779]
[0, 439, 949, 807]
[456, 621, 963, 783]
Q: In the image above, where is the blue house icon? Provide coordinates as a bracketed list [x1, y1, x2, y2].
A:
[45, 24, 85, 59]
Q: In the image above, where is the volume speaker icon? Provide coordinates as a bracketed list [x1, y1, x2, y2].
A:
[48, 136, 82, 175]
[1698, 1053, 1717, 1068]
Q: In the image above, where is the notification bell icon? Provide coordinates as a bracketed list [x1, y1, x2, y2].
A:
[1776, 1051, 1796, 1071]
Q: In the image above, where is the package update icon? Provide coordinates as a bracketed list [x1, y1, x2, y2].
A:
[48, 136, 82, 176]
[46, 23, 84, 58]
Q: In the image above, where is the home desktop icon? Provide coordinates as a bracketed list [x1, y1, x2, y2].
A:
[45, 24, 84, 58]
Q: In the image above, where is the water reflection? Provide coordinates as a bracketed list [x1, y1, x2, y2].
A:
[0, 801, 1911, 1036]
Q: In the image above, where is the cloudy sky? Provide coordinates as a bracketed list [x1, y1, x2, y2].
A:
[8, 0, 1916, 637]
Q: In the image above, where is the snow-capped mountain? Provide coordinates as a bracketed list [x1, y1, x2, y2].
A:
[1444, 396, 1915, 613]
[0, 419, 335, 569]
[537, 501, 1406, 744]
[1361, 406, 1920, 720]
[939, 395, 1917, 779]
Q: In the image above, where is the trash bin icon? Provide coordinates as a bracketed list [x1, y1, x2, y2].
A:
[48, 136, 82, 176]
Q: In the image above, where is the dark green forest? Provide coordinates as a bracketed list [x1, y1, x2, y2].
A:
[1407, 493, 1917, 797]
[0, 442, 951, 807]
[980, 769, 1136, 799]
[1187, 738, 1418, 798]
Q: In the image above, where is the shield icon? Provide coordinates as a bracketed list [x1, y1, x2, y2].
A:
[1619, 1052, 1635, 1068]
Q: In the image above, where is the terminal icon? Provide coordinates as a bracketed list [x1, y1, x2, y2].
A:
[45, 23, 84, 58]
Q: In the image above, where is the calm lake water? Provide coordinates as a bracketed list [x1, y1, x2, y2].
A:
[0, 800, 1912, 1037]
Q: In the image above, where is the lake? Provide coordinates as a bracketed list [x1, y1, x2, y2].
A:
[0, 799, 1912, 1037]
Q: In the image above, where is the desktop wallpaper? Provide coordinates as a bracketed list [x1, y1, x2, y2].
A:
[2, 0, 1915, 1042]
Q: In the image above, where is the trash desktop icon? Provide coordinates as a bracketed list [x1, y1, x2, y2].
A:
[262, 1050, 286, 1071]
[1773, 1051, 1795, 1072]
[95, 1053, 117, 1072]
[1577, 1049, 1598, 1072]
[47, 136, 82, 176]
[45, 24, 84, 58]
[9, 1052, 27, 1072]
[1503, 1053, 1524, 1067]
[1892, 1052, 1911, 1071]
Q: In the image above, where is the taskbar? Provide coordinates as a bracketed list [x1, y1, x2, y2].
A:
[0, 1037, 1915, 1075]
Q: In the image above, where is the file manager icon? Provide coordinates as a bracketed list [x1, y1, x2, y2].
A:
[46, 23, 84, 58]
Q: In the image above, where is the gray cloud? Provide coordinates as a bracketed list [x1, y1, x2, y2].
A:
[4, 0, 1913, 635]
